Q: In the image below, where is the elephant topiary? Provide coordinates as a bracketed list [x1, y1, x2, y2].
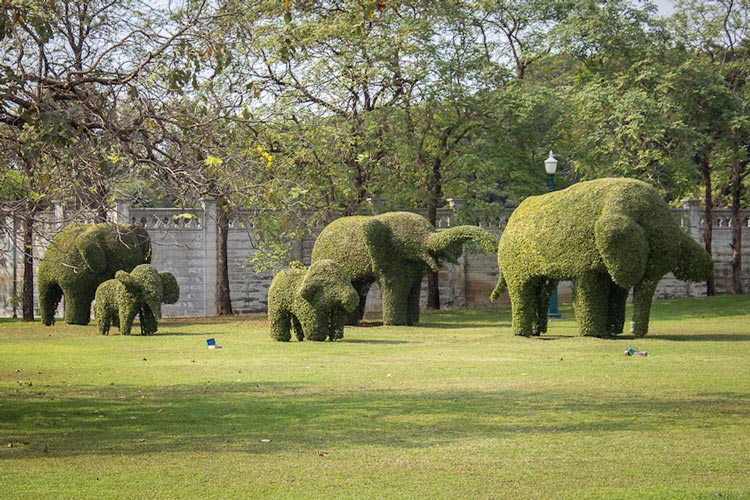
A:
[94, 264, 180, 335]
[491, 178, 713, 338]
[38, 223, 152, 326]
[311, 212, 498, 326]
[268, 260, 359, 341]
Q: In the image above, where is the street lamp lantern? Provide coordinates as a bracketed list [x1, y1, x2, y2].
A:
[544, 151, 558, 175]
[545, 151, 558, 192]
[545, 150, 562, 319]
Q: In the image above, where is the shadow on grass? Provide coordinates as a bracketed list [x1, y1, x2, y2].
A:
[3, 382, 748, 460]
[342, 339, 413, 345]
[648, 333, 750, 342]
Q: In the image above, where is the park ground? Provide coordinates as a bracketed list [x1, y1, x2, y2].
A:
[1, 296, 749, 499]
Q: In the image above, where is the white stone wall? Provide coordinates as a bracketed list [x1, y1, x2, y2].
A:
[2, 201, 749, 319]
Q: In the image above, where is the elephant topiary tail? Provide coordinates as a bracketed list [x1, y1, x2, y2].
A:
[490, 272, 506, 302]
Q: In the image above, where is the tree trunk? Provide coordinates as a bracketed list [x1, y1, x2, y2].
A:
[216, 197, 234, 315]
[730, 162, 743, 295]
[701, 155, 715, 296]
[22, 208, 35, 321]
[426, 201, 440, 310]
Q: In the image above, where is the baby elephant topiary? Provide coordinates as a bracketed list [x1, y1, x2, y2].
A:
[268, 260, 359, 341]
[491, 178, 713, 338]
[95, 264, 180, 335]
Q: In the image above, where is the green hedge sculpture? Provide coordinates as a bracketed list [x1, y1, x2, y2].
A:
[94, 264, 180, 335]
[268, 260, 359, 341]
[311, 212, 498, 326]
[38, 223, 152, 326]
[491, 178, 713, 338]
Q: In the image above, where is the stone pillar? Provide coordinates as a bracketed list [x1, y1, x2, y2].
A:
[201, 198, 218, 316]
[448, 198, 469, 309]
[681, 199, 706, 298]
[681, 199, 701, 241]
[112, 199, 131, 224]
[54, 202, 65, 232]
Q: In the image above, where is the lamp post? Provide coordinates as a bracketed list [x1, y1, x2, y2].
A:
[545, 151, 562, 319]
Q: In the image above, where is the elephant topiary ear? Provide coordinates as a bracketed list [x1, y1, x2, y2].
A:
[298, 281, 318, 302]
[115, 270, 140, 291]
[673, 233, 713, 282]
[362, 219, 394, 274]
[160, 272, 180, 304]
[76, 227, 107, 273]
[595, 213, 648, 288]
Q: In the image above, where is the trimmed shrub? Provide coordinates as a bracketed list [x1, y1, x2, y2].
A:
[94, 264, 180, 336]
[491, 178, 713, 338]
[38, 223, 152, 326]
[311, 212, 497, 326]
[268, 260, 359, 341]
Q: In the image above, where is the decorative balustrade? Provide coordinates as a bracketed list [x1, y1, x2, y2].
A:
[5, 199, 750, 318]
[127, 209, 203, 230]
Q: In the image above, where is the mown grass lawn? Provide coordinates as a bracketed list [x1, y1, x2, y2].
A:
[1, 296, 749, 499]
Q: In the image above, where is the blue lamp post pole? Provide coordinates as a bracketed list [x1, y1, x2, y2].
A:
[545, 151, 562, 319]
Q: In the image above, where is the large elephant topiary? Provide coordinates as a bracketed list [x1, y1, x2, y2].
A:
[38, 223, 152, 326]
[311, 212, 498, 326]
[268, 259, 359, 341]
[94, 264, 180, 335]
[491, 178, 713, 338]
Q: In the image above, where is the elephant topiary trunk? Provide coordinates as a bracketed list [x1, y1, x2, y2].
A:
[492, 178, 713, 338]
[38, 223, 152, 326]
[311, 212, 498, 326]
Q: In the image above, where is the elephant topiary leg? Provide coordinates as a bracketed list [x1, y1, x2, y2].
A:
[347, 281, 372, 325]
[606, 283, 629, 335]
[139, 307, 158, 335]
[327, 309, 347, 341]
[270, 311, 293, 341]
[39, 281, 62, 326]
[62, 289, 95, 325]
[291, 316, 305, 341]
[299, 313, 329, 341]
[572, 272, 611, 337]
[533, 279, 555, 336]
[406, 277, 423, 326]
[380, 277, 412, 326]
[507, 279, 537, 337]
[97, 312, 112, 335]
[119, 305, 140, 335]
[632, 281, 658, 337]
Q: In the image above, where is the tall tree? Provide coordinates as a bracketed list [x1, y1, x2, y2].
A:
[0, 0, 208, 319]
[671, 0, 750, 294]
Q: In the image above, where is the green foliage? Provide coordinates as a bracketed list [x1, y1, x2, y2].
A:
[37, 223, 152, 326]
[268, 259, 359, 342]
[94, 264, 180, 336]
[311, 212, 497, 326]
[494, 178, 713, 337]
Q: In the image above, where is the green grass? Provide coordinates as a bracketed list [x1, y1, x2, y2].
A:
[1, 296, 750, 499]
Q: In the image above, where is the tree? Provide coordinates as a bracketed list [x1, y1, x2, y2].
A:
[0, 0, 208, 319]
[671, 0, 750, 294]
